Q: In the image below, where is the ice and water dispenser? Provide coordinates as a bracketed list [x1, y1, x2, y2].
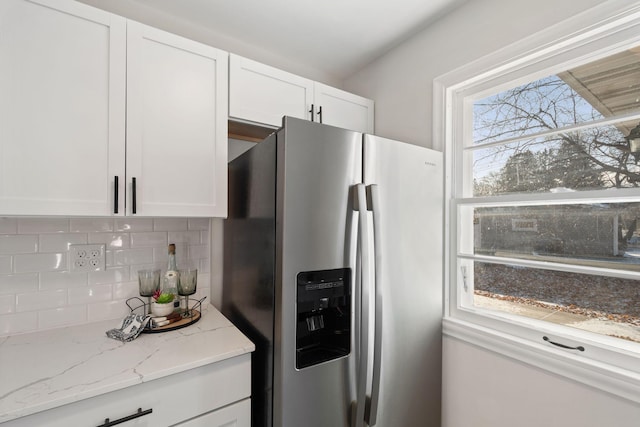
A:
[295, 268, 351, 369]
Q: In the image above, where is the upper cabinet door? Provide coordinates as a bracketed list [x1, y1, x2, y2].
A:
[127, 22, 228, 217]
[229, 55, 374, 133]
[314, 83, 374, 134]
[229, 54, 314, 127]
[0, 0, 126, 216]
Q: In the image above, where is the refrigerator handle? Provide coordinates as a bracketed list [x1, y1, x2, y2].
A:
[352, 183, 371, 427]
[365, 184, 383, 426]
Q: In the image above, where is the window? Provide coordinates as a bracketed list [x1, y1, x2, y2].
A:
[436, 2, 640, 403]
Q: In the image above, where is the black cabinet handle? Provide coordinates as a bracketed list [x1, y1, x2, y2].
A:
[318, 105, 323, 123]
[543, 336, 585, 351]
[97, 408, 152, 427]
[114, 176, 119, 214]
[132, 177, 137, 214]
[309, 103, 315, 122]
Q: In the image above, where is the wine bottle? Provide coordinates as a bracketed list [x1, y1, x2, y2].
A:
[163, 243, 179, 308]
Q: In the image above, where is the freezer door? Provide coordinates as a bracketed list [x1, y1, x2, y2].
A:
[223, 133, 277, 427]
[275, 117, 362, 427]
[363, 135, 443, 427]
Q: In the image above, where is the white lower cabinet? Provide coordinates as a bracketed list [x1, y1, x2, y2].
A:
[175, 399, 250, 427]
[1, 354, 251, 427]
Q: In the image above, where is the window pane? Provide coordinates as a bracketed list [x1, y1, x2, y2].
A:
[472, 261, 640, 343]
[473, 45, 640, 146]
[471, 120, 640, 196]
[466, 203, 640, 271]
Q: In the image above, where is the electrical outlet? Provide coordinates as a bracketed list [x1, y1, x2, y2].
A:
[70, 244, 106, 272]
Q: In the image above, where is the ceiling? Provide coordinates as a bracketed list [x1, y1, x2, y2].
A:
[123, 0, 466, 79]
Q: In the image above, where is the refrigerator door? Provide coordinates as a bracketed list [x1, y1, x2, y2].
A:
[363, 135, 443, 427]
[275, 117, 362, 427]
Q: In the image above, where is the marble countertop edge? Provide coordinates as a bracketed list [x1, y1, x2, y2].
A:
[0, 305, 254, 423]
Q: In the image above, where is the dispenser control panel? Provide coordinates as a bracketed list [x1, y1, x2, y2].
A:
[295, 268, 351, 369]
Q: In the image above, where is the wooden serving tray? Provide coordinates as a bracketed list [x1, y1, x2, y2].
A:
[143, 309, 201, 333]
[125, 296, 207, 334]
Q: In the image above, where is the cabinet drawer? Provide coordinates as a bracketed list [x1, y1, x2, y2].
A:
[2, 354, 251, 427]
[175, 398, 250, 427]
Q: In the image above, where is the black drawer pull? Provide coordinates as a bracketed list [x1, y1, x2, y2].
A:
[543, 336, 585, 351]
[132, 177, 137, 214]
[114, 176, 119, 214]
[97, 407, 152, 427]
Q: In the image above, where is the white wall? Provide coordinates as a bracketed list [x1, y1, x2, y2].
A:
[344, 0, 640, 425]
[345, 0, 609, 148]
[443, 337, 640, 427]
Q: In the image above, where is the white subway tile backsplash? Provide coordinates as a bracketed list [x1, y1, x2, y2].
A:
[168, 230, 201, 245]
[88, 300, 130, 322]
[130, 232, 168, 248]
[39, 233, 87, 252]
[40, 271, 88, 290]
[17, 218, 69, 234]
[188, 218, 210, 230]
[70, 218, 114, 233]
[16, 289, 66, 312]
[89, 266, 128, 286]
[112, 281, 138, 300]
[188, 244, 208, 260]
[114, 218, 154, 232]
[130, 264, 163, 280]
[0, 234, 38, 255]
[113, 248, 154, 266]
[0, 218, 18, 234]
[0, 273, 39, 295]
[38, 305, 87, 329]
[0, 294, 15, 314]
[0, 311, 37, 335]
[14, 253, 66, 273]
[89, 232, 130, 249]
[0, 217, 210, 336]
[0, 256, 11, 274]
[68, 284, 112, 305]
[153, 243, 189, 266]
[200, 256, 211, 274]
[200, 230, 210, 244]
[153, 218, 188, 231]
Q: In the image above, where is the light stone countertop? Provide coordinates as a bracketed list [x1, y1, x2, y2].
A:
[0, 305, 255, 423]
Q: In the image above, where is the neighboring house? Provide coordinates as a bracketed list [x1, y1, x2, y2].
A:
[475, 204, 626, 258]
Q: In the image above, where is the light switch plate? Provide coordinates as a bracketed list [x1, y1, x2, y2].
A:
[69, 244, 106, 271]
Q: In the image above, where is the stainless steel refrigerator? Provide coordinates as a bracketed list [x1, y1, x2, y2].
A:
[223, 117, 443, 427]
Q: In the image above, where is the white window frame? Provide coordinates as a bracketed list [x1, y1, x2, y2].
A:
[435, 0, 640, 403]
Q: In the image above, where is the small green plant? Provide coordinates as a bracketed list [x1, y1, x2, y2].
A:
[153, 289, 174, 304]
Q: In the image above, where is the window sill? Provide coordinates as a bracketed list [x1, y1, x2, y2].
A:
[442, 316, 640, 404]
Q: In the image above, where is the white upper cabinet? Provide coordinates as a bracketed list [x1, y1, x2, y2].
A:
[313, 83, 374, 134]
[0, 0, 228, 217]
[0, 0, 126, 216]
[229, 54, 374, 133]
[127, 22, 228, 217]
[229, 54, 314, 127]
